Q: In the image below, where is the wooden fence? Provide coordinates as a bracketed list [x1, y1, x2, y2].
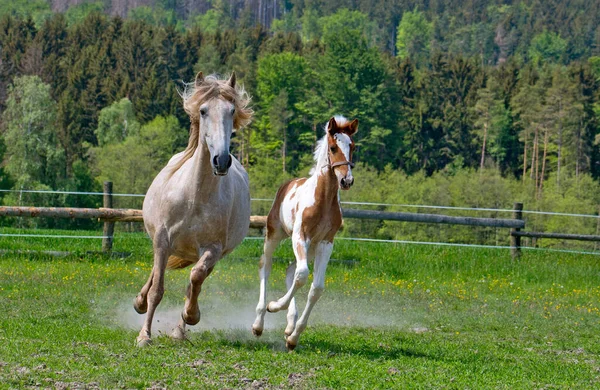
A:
[1, 183, 599, 258]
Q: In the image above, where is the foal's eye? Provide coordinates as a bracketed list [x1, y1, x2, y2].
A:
[330, 146, 337, 152]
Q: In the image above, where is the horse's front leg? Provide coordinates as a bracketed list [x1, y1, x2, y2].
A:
[286, 240, 333, 351]
[252, 235, 282, 337]
[267, 233, 309, 314]
[136, 229, 170, 347]
[171, 245, 221, 340]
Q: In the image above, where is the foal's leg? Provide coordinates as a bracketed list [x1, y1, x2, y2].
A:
[286, 241, 333, 350]
[171, 245, 221, 340]
[136, 229, 170, 347]
[284, 262, 298, 337]
[252, 235, 282, 337]
[267, 233, 310, 313]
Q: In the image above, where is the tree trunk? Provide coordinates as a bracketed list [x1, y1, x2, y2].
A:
[533, 127, 539, 189]
[282, 129, 286, 173]
[480, 122, 488, 170]
[557, 105, 562, 192]
[538, 129, 549, 198]
[522, 135, 528, 182]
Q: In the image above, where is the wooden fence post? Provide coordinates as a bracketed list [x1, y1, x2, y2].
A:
[511, 202, 523, 259]
[102, 181, 114, 253]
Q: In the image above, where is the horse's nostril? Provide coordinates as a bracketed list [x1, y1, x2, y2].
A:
[226, 154, 232, 168]
[213, 155, 219, 167]
[341, 178, 346, 187]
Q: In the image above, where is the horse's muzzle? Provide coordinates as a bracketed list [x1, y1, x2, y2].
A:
[212, 154, 233, 176]
[340, 176, 354, 190]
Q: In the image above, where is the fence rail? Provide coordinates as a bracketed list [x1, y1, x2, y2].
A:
[1, 183, 599, 258]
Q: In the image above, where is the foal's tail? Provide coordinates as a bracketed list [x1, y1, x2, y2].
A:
[166, 255, 195, 270]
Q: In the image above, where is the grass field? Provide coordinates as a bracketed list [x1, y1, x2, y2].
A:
[1, 227, 600, 389]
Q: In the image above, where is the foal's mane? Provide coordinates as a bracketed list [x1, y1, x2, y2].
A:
[309, 116, 349, 176]
[171, 74, 253, 174]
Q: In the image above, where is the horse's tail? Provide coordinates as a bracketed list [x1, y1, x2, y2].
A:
[166, 255, 195, 270]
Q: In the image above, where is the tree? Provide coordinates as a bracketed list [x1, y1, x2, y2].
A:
[529, 31, 567, 66]
[91, 114, 186, 208]
[396, 9, 432, 67]
[1, 75, 64, 200]
[95, 97, 141, 147]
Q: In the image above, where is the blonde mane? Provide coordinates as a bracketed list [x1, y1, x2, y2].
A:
[171, 74, 253, 174]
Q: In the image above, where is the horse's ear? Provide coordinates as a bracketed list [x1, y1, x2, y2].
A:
[327, 117, 338, 135]
[195, 71, 204, 87]
[346, 119, 359, 136]
[228, 71, 236, 88]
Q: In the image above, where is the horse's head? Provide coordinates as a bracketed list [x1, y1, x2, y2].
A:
[182, 72, 252, 176]
[326, 116, 358, 190]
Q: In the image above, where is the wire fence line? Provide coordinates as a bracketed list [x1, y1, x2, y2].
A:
[4, 233, 597, 256]
[1, 188, 599, 219]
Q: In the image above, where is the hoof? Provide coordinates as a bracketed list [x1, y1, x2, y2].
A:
[171, 326, 187, 341]
[285, 340, 297, 351]
[182, 310, 200, 326]
[251, 326, 263, 337]
[136, 336, 152, 348]
[133, 295, 147, 314]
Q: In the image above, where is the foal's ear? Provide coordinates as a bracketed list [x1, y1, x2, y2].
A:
[228, 71, 236, 88]
[195, 71, 204, 87]
[327, 117, 339, 135]
[346, 119, 359, 136]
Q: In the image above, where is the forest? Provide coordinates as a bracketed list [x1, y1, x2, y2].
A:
[0, 0, 599, 244]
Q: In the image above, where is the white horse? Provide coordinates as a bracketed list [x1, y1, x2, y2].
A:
[133, 72, 253, 347]
[252, 116, 358, 350]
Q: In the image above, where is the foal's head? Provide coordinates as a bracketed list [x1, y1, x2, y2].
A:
[181, 72, 252, 176]
[326, 116, 358, 190]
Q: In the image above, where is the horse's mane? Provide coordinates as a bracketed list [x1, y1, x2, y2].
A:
[309, 116, 348, 176]
[170, 74, 253, 175]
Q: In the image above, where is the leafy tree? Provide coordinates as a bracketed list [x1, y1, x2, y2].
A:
[529, 31, 567, 65]
[95, 98, 141, 147]
[64, 2, 105, 26]
[396, 9, 432, 66]
[91, 114, 186, 208]
[1, 75, 64, 197]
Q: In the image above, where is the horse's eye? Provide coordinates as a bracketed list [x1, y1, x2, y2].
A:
[231, 107, 236, 115]
[330, 146, 337, 152]
[231, 132, 237, 138]
[200, 108, 207, 116]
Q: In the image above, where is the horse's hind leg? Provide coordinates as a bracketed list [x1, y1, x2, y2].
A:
[286, 241, 333, 351]
[252, 235, 282, 337]
[267, 234, 309, 313]
[136, 230, 170, 347]
[171, 245, 221, 340]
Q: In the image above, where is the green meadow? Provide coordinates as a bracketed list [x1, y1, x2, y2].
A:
[0, 228, 599, 389]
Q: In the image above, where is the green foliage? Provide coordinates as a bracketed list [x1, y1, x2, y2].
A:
[129, 6, 181, 29]
[0, 0, 51, 27]
[1, 76, 64, 195]
[95, 98, 141, 147]
[63, 1, 105, 26]
[91, 114, 186, 207]
[396, 9, 432, 65]
[529, 31, 567, 65]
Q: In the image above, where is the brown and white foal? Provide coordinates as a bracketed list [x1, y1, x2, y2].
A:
[252, 116, 358, 350]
